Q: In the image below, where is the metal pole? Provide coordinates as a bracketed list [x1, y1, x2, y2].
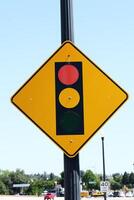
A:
[60, 1, 80, 200]
[60, 0, 74, 42]
[64, 155, 80, 200]
[101, 137, 107, 200]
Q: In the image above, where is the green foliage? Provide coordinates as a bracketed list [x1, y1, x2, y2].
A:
[110, 180, 122, 190]
[112, 173, 122, 183]
[0, 168, 134, 195]
[129, 172, 134, 188]
[0, 181, 8, 194]
[82, 170, 100, 190]
[10, 169, 29, 184]
[0, 169, 57, 195]
[109, 172, 134, 190]
[110, 173, 122, 190]
[58, 171, 64, 187]
[122, 172, 129, 185]
[27, 179, 45, 196]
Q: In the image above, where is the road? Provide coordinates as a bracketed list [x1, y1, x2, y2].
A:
[0, 196, 134, 200]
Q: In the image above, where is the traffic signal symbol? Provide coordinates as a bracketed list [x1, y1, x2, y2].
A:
[55, 62, 84, 135]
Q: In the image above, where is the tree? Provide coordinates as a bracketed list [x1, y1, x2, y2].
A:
[129, 172, 134, 188]
[113, 173, 122, 183]
[9, 169, 29, 194]
[80, 170, 85, 179]
[122, 172, 129, 186]
[10, 169, 29, 184]
[0, 181, 8, 194]
[58, 172, 64, 187]
[27, 179, 45, 196]
[0, 170, 12, 194]
[110, 180, 122, 190]
[49, 173, 55, 180]
[82, 170, 100, 190]
[44, 180, 55, 190]
[110, 173, 122, 190]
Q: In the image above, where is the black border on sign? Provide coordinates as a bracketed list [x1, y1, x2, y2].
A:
[11, 41, 128, 158]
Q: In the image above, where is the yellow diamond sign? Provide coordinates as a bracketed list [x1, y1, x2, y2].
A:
[11, 41, 128, 157]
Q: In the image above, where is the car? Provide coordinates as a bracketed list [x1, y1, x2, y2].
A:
[119, 191, 125, 197]
[91, 190, 104, 197]
[41, 190, 48, 196]
[80, 190, 89, 197]
[107, 191, 113, 197]
[113, 191, 120, 197]
[125, 191, 133, 197]
[44, 192, 56, 200]
[59, 188, 64, 196]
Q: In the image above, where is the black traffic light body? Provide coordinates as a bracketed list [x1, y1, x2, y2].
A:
[55, 62, 84, 135]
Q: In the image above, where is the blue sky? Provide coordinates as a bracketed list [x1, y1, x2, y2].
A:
[0, 0, 133, 176]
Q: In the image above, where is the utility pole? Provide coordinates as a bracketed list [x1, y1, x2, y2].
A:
[60, 1, 80, 200]
[101, 136, 107, 200]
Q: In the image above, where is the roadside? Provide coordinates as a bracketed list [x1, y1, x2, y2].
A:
[0, 196, 134, 200]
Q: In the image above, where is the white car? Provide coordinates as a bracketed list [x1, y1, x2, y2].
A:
[119, 191, 125, 197]
[126, 191, 133, 197]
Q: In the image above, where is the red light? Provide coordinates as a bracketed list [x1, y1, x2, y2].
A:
[58, 64, 79, 85]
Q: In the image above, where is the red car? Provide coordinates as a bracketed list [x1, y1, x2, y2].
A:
[44, 192, 56, 200]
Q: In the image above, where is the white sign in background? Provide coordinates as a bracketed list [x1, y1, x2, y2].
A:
[100, 181, 110, 192]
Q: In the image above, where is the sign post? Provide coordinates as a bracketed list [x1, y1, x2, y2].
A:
[101, 137, 107, 200]
[60, 0, 80, 200]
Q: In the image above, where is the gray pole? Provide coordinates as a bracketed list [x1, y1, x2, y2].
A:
[60, 1, 80, 200]
[101, 137, 107, 200]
